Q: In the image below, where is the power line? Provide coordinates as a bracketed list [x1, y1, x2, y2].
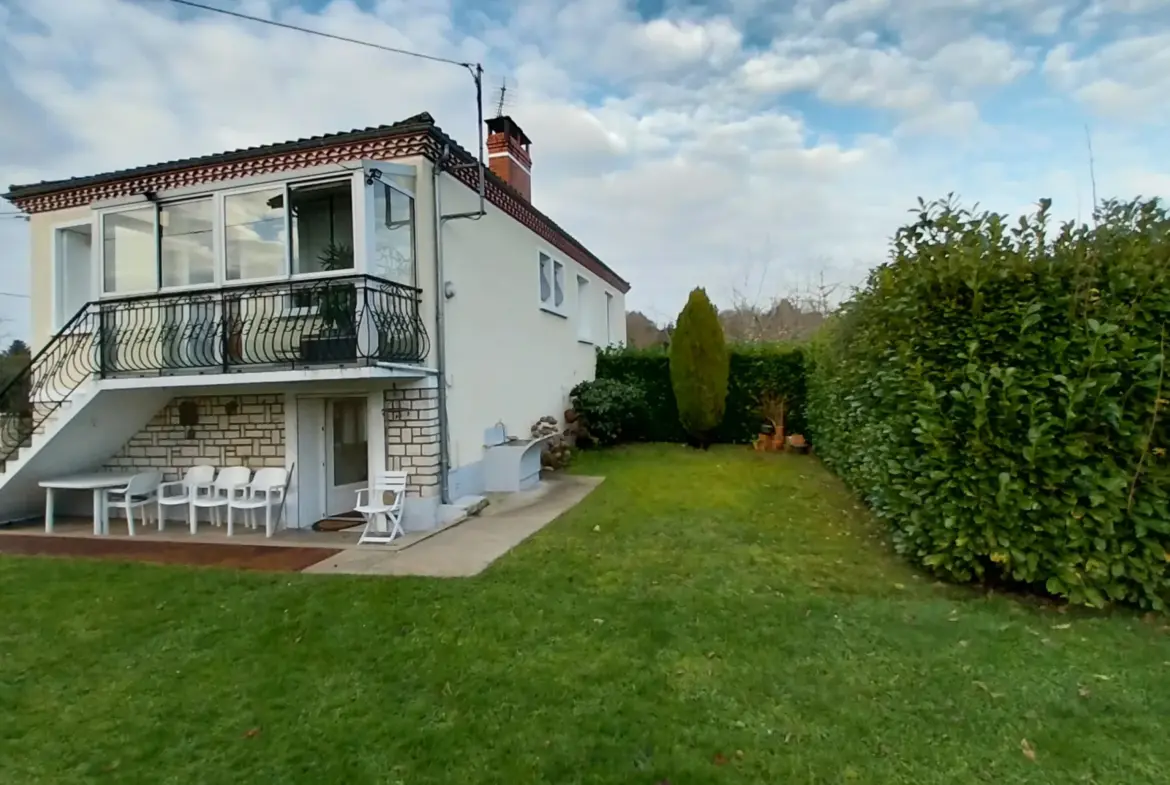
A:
[165, 0, 475, 70]
[163, 0, 490, 201]
[0, 292, 29, 299]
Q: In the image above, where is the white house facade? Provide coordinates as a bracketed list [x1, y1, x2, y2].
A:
[0, 113, 629, 533]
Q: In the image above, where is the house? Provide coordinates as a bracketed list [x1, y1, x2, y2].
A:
[0, 112, 629, 532]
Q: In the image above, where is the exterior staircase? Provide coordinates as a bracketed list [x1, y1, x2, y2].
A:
[0, 302, 170, 523]
[0, 385, 171, 522]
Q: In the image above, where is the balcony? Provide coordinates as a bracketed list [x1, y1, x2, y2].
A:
[71, 274, 429, 378]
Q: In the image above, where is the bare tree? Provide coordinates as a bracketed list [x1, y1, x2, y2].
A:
[625, 311, 670, 349]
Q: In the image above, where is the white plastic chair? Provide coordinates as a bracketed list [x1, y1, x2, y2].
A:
[356, 471, 409, 544]
[228, 467, 289, 538]
[190, 466, 252, 536]
[156, 465, 217, 534]
[105, 471, 162, 537]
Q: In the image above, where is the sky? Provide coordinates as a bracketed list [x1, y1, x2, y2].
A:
[1, 0, 1169, 337]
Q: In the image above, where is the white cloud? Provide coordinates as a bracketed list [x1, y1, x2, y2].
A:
[928, 36, 1032, 89]
[1043, 33, 1170, 120]
[0, 0, 1168, 338]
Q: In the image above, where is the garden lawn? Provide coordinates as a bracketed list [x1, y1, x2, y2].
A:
[2, 445, 1168, 785]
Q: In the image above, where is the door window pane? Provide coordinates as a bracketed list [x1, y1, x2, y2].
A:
[225, 188, 285, 280]
[56, 224, 93, 325]
[102, 207, 156, 293]
[291, 180, 354, 275]
[372, 183, 414, 286]
[331, 398, 368, 487]
[161, 199, 214, 287]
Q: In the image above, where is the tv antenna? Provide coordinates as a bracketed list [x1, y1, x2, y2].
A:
[494, 78, 508, 117]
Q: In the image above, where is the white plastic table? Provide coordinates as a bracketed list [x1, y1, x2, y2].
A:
[38, 473, 138, 536]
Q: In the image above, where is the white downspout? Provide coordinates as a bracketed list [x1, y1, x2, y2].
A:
[431, 156, 452, 505]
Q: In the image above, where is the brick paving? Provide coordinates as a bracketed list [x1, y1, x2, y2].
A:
[0, 533, 339, 572]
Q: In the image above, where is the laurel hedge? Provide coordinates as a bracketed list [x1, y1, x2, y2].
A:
[806, 196, 1170, 609]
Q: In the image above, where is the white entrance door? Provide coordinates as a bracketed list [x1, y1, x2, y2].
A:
[325, 397, 369, 515]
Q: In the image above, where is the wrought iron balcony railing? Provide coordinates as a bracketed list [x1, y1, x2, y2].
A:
[0, 274, 428, 463]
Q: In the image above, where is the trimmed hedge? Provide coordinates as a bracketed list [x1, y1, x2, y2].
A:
[807, 196, 1170, 610]
[595, 344, 807, 444]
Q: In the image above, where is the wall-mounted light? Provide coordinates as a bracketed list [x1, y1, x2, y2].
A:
[444, 281, 456, 300]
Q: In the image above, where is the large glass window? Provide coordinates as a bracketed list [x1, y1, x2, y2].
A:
[291, 180, 354, 275]
[160, 198, 215, 287]
[224, 188, 285, 281]
[371, 182, 414, 286]
[102, 206, 156, 293]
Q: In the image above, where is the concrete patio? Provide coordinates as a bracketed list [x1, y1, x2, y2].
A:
[305, 474, 603, 576]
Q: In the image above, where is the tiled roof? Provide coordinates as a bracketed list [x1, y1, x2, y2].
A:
[3, 112, 629, 293]
[3, 113, 441, 200]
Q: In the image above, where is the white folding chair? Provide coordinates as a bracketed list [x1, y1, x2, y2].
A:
[105, 471, 162, 537]
[228, 467, 289, 538]
[156, 465, 217, 534]
[356, 471, 409, 544]
[190, 466, 252, 536]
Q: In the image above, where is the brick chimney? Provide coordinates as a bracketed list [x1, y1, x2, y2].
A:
[485, 115, 532, 201]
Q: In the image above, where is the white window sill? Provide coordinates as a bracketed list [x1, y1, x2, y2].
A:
[539, 304, 568, 319]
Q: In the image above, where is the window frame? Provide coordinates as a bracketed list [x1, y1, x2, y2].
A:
[98, 202, 161, 298]
[605, 291, 615, 345]
[158, 194, 218, 292]
[575, 274, 593, 344]
[537, 248, 568, 318]
[50, 216, 99, 333]
[366, 174, 418, 289]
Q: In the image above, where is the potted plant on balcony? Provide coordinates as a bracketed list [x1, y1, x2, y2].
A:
[299, 242, 359, 363]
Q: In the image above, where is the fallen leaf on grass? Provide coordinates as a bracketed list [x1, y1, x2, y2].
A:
[1051, 623, 1072, 630]
[592, 525, 600, 532]
[713, 753, 728, 765]
[1021, 738, 1036, 761]
[973, 681, 1004, 699]
[1078, 686, 1091, 698]
[1092, 674, 1114, 681]
[244, 728, 261, 739]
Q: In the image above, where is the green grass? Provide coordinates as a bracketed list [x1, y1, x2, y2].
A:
[2, 445, 1168, 784]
